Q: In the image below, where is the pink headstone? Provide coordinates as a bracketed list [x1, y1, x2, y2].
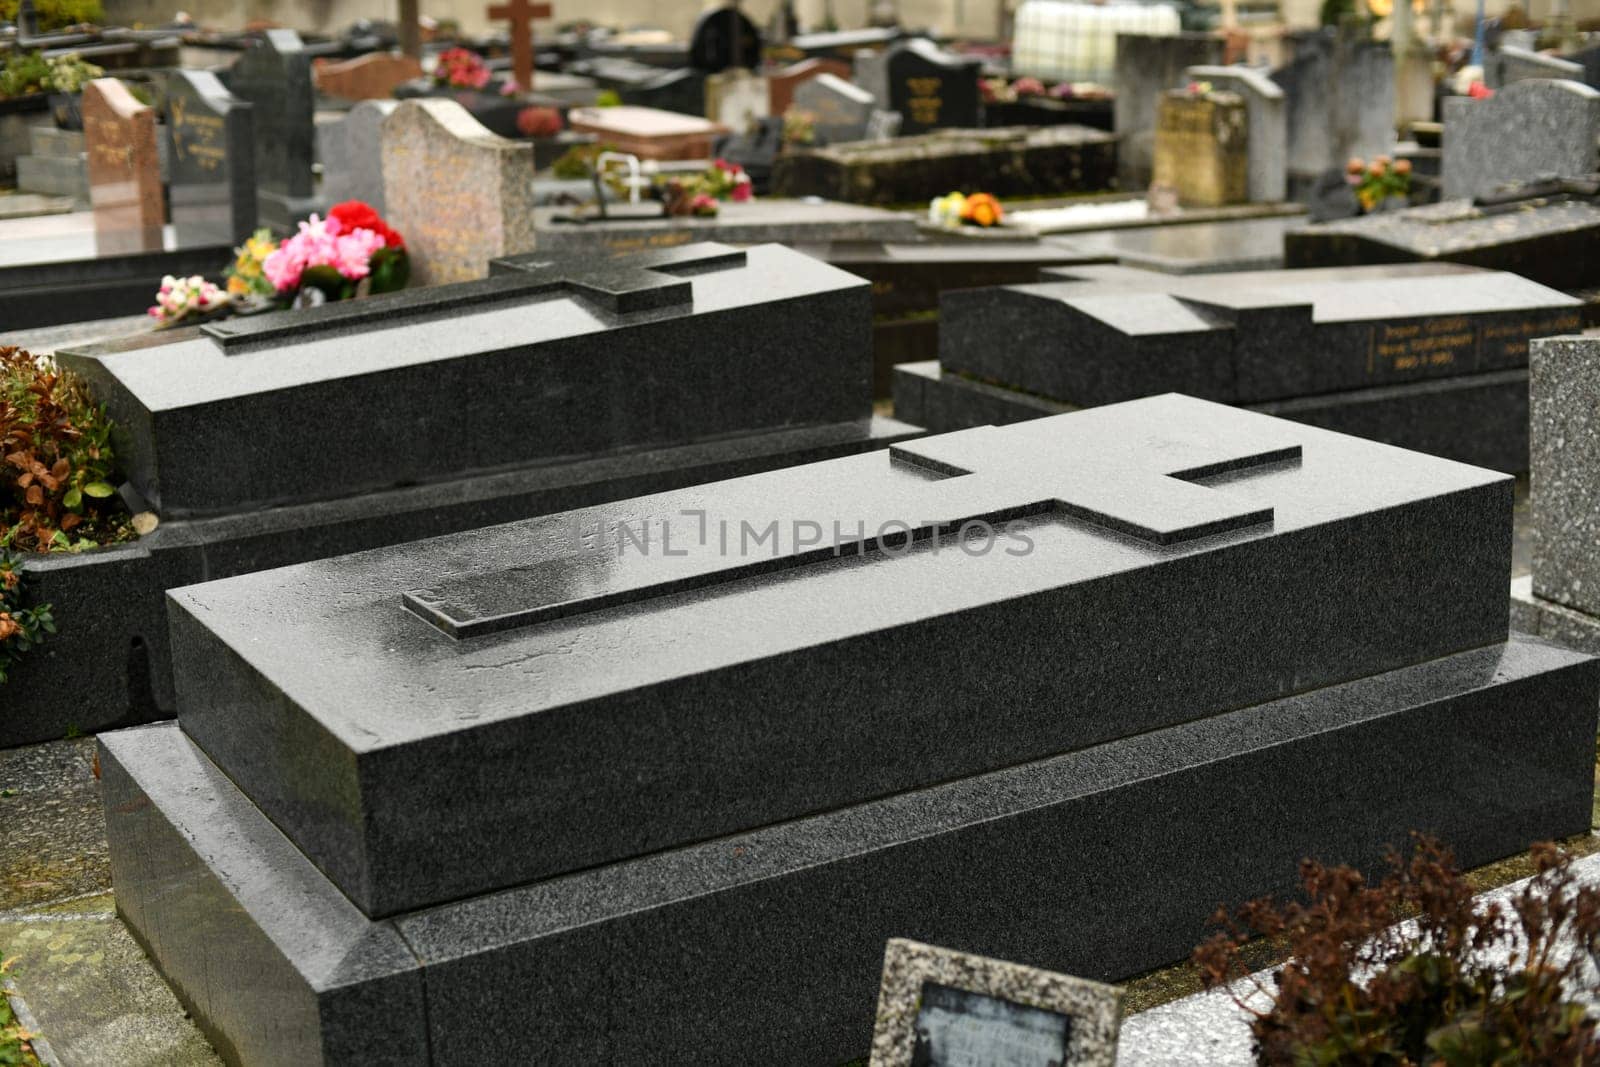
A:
[83, 77, 164, 255]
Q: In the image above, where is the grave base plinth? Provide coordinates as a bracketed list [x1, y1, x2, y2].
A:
[1513, 576, 1600, 656]
[103, 633, 1597, 1065]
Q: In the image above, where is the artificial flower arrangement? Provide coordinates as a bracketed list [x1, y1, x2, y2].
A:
[433, 46, 491, 90]
[656, 158, 753, 218]
[928, 191, 1005, 229]
[781, 106, 817, 146]
[1346, 155, 1413, 212]
[980, 75, 1111, 105]
[1182, 79, 1214, 97]
[516, 105, 563, 138]
[149, 201, 409, 325]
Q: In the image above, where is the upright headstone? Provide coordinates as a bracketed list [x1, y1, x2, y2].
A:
[768, 56, 852, 115]
[82, 78, 164, 255]
[1487, 45, 1584, 89]
[318, 99, 396, 213]
[1512, 335, 1600, 652]
[793, 73, 875, 143]
[853, 46, 891, 107]
[1151, 90, 1248, 207]
[226, 29, 319, 232]
[380, 99, 537, 285]
[166, 69, 256, 247]
[1442, 79, 1600, 200]
[704, 68, 770, 130]
[486, 0, 552, 90]
[886, 39, 982, 134]
[1184, 64, 1286, 202]
[1113, 33, 1226, 190]
[1270, 30, 1393, 198]
[312, 52, 423, 101]
[688, 4, 763, 72]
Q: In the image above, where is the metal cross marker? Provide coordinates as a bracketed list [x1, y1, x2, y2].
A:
[486, 0, 551, 91]
[403, 408, 1304, 639]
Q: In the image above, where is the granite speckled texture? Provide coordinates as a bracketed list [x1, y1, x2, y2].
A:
[1512, 575, 1600, 654]
[939, 262, 1579, 408]
[894, 359, 1530, 473]
[82, 78, 163, 255]
[105, 633, 1598, 1063]
[1442, 80, 1600, 201]
[1530, 336, 1600, 616]
[869, 938, 1121, 1066]
[379, 99, 537, 285]
[167, 395, 1513, 917]
[223, 29, 319, 231]
[165, 70, 256, 247]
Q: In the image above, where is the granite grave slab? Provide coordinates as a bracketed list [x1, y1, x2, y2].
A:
[380, 98, 537, 285]
[165, 69, 255, 247]
[567, 104, 725, 160]
[532, 198, 919, 256]
[224, 29, 320, 231]
[82, 77, 164, 255]
[1047, 215, 1295, 273]
[1441, 79, 1600, 201]
[9, 242, 916, 745]
[102, 394, 1597, 1062]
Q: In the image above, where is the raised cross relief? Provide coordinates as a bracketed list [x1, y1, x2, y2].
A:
[403, 409, 1305, 639]
[203, 243, 748, 353]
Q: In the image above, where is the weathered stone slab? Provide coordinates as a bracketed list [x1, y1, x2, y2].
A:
[1529, 336, 1600, 616]
[792, 72, 874, 144]
[313, 51, 422, 101]
[166, 69, 255, 247]
[1184, 64, 1286, 203]
[83, 78, 163, 255]
[380, 98, 537, 285]
[1152, 90, 1249, 208]
[1442, 79, 1600, 201]
[1113, 32, 1225, 190]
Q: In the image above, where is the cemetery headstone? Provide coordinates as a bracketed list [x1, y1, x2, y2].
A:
[869, 939, 1121, 1067]
[1184, 63, 1286, 202]
[886, 38, 983, 134]
[312, 52, 423, 101]
[486, 0, 552, 90]
[1151, 89, 1248, 207]
[768, 56, 852, 115]
[619, 67, 708, 117]
[793, 73, 875, 144]
[567, 105, 726, 160]
[1511, 335, 1600, 652]
[1441, 79, 1600, 201]
[82, 78, 164, 255]
[853, 46, 891, 107]
[704, 68, 770, 131]
[688, 4, 763, 72]
[905, 261, 1582, 471]
[166, 69, 256, 247]
[1114, 32, 1225, 190]
[318, 99, 395, 212]
[380, 99, 537, 285]
[1487, 45, 1584, 89]
[226, 28, 320, 231]
[100, 389, 1598, 1061]
[1270, 30, 1393, 199]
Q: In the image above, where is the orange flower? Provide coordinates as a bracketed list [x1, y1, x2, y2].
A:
[1394, 158, 1413, 176]
[962, 193, 1004, 228]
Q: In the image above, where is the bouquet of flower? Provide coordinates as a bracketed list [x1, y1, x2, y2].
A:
[147, 274, 229, 325]
[782, 106, 816, 146]
[700, 158, 753, 202]
[225, 228, 278, 302]
[516, 106, 563, 138]
[1346, 155, 1412, 212]
[661, 180, 720, 218]
[262, 200, 409, 305]
[433, 47, 490, 90]
[44, 53, 103, 94]
[928, 191, 1004, 229]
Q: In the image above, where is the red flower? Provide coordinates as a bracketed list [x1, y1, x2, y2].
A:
[329, 200, 405, 249]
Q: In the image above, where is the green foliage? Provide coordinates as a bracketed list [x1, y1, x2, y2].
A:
[44, 53, 103, 94]
[595, 88, 622, 108]
[0, 0, 103, 30]
[0, 50, 103, 98]
[551, 141, 616, 180]
[0, 550, 53, 685]
[1195, 837, 1600, 1066]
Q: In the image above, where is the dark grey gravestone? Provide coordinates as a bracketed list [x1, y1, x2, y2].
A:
[1511, 336, 1600, 654]
[316, 99, 395, 213]
[224, 28, 320, 231]
[1113, 33, 1225, 190]
[688, 4, 763, 73]
[166, 69, 256, 247]
[941, 260, 1581, 408]
[1271, 30, 1394, 198]
[885, 38, 982, 135]
[793, 72, 875, 143]
[1285, 193, 1600, 292]
[103, 391, 1597, 1062]
[1441, 79, 1600, 201]
[1487, 45, 1585, 89]
[620, 67, 708, 117]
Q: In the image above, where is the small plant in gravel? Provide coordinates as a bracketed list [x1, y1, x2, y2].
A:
[1194, 836, 1600, 1065]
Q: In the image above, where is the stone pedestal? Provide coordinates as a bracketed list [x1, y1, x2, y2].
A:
[1152, 91, 1249, 207]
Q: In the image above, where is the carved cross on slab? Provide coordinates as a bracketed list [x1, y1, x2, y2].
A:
[403, 409, 1304, 639]
[203, 243, 747, 352]
[487, 0, 552, 91]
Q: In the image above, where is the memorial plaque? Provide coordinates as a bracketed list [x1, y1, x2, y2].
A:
[886, 39, 981, 135]
[166, 69, 256, 246]
[83, 77, 164, 255]
[872, 940, 1119, 1067]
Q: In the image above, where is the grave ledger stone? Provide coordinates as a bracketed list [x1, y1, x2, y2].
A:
[82, 77, 164, 255]
[10, 243, 916, 746]
[380, 98, 538, 285]
[225, 28, 320, 231]
[166, 69, 256, 247]
[103, 393, 1597, 1062]
[898, 262, 1583, 472]
[1442, 79, 1600, 201]
[1512, 336, 1600, 654]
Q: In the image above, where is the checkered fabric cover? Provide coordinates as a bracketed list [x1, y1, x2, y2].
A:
[1012, 0, 1182, 84]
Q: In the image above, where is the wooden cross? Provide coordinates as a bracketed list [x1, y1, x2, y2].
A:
[487, 0, 551, 91]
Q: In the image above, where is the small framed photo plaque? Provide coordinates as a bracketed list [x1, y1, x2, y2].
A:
[869, 939, 1122, 1067]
